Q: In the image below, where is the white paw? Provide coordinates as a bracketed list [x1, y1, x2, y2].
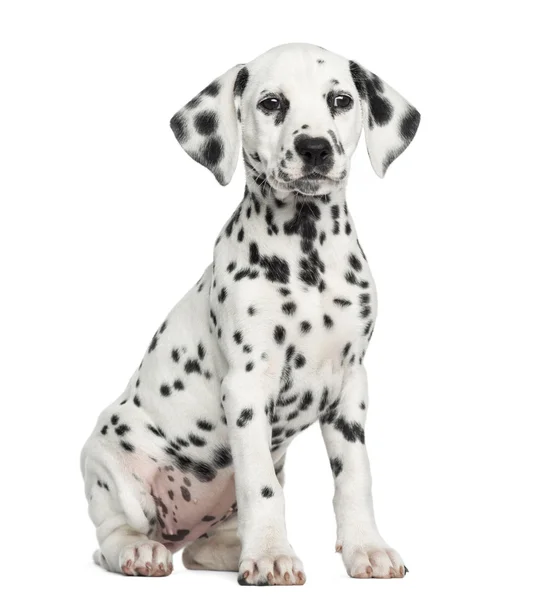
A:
[238, 553, 306, 586]
[340, 543, 406, 579]
[119, 541, 173, 577]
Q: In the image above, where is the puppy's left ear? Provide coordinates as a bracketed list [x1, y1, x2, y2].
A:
[350, 61, 421, 178]
[170, 64, 248, 185]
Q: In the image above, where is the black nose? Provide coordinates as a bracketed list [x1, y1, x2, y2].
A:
[294, 136, 333, 167]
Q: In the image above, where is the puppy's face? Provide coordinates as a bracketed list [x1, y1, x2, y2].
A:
[239, 46, 361, 196]
[171, 43, 420, 194]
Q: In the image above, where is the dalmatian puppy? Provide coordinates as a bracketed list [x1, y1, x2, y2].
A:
[81, 42, 420, 585]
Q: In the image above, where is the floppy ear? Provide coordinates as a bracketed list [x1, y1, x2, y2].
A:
[349, 61, 420, 178]
[170, 64, 247, 185]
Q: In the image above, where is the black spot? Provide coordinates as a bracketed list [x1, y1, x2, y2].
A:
[191, 460, 217, 483]
[202, 515, 216, 522]
[173, 379, 184, 391]
[300, 321, 312, 334]
[334, 298, 352, 307]
[194, 110, 218, 135]
[236, 407, 254, 427]
[115, 424, 130, 436]
[299, 391, 313, 410]
[203, 80, 220, 96]
[285, 345, 296, 362]
[170, 112, 187, 143]
[334, 416, 365, 443]
[133, 395, 141, 407]
[197, 419, 213, 431]
[212, 445, 233, 469]
[218, 287, 227, 303]
[110, 414, 119, 425]
[189, 434, 206, 447]
[278, 287, 291, 297]
[233, 331, 243, 344]
[227, 261, 237, 273]
[319, 389, 329, 411]
[323, 314, 334, 328]
[295, 354, 306, 369]
[282, 301, 297, 316]
[162, 529, 190, 542]
[225, 205, 242, 238]
[274, 325, 286, 344]
[200, 136, 223, 168]
[248, 305, 256, 316]
[400, 107, 421, 142]
[260, 254, 290, 284]
[349, 253, 362, 272]
[147, 424, 165, 437]
[185, 359, 202, 374]
[243, 344, 252, 353]
[234, 67, 249, 97]
[330, 457, 343, 477]
[181, 485, 191, 502]
[198, 343, 206, 360]
[249, 242, 260, 264]
[160, 384, 171, 397]
[261, 486, 274, 498]
[120, 441, 135, 452]
[234, 267, 259, 281]
[369, 93, 393, 126]
[245, 361, 254, 372]
[345, 271, 369, 287]
[100, 425, 108, 435]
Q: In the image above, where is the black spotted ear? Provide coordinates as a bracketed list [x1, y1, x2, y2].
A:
[170, 64, 247, 185]
[349, 61, 420, 178]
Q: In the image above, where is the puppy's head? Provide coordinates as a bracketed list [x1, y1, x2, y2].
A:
[171, 44, 420, 196]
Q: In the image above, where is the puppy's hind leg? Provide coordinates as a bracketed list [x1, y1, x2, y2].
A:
[182, 514, 241, 572]
[82, 449, 173, 577]
[181, 453, 288, 573]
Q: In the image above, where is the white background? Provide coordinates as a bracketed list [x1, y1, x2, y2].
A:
[2, 1, 533, 598]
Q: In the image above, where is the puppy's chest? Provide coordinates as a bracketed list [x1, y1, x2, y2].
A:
[212, 201, 375, 364]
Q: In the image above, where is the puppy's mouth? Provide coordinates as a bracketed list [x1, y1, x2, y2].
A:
[271, 170, 346, 190]
[298, 172, 328, 181]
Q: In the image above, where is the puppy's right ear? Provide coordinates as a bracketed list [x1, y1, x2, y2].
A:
[170, 64, 248, 186]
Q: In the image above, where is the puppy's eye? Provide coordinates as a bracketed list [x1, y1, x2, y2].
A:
[333, 94, 353, 109]
[259, 97, 281, 111]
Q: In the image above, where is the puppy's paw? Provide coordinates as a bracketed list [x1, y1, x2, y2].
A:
[119, 541, 173, 577]
[238, 553, 306, 586]
[341, 543, 406, 579]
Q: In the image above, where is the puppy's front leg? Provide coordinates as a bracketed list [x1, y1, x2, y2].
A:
[321, 364, 406, 579]
[222, 370, 305, 586]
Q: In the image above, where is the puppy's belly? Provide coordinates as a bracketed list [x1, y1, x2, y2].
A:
[149, 465, 236, 551]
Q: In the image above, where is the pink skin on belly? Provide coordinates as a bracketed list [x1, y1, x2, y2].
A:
[150, 465, 237, 551]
